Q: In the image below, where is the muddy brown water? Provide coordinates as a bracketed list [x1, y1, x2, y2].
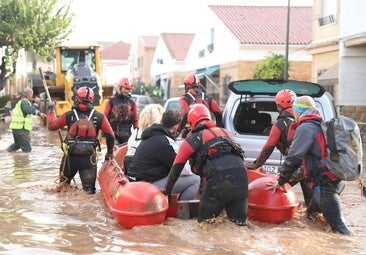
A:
[0, 120, 366, 255]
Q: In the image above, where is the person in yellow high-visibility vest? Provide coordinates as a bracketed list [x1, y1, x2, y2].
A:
[6, 87, 46, 153]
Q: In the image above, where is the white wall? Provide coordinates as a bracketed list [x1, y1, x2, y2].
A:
[185, 4, 312, 72]
[102, 63, 129, 85]
[150, 37, 186, 77]
[338, 0, 366, 105]
[339, 46, 366, 105]
[340, 0, 366, 37]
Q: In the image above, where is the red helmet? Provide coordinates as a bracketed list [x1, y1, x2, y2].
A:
[183, 74, 200, 89]
[275, 89, 297, 109]
[188, 104, 211, 128]
[118, 77, 133, 90]
[76, 86, 94, 104]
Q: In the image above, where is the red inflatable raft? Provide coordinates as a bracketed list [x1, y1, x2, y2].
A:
[98, 145, 169, 229]
[100, 145, 299, 227]
[98, 144, 199, 229]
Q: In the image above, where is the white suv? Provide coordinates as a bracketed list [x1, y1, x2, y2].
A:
[222, 79, 337, 174]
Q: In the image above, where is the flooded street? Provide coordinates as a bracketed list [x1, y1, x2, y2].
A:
[1, 120, 366, 255]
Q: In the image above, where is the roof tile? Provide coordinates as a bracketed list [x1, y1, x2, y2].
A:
[161, 33, 195, 61]
[209, 5, 312, 45]
[101, 41, 131, 60]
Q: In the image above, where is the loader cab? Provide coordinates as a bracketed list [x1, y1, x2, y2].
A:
[50, 44, 104, 116]
[61, 49, 96, 73]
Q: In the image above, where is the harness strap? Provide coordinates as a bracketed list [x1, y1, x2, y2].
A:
[187, 91, 206, 104]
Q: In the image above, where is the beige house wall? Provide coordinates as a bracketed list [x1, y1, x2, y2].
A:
[311, 49, 339, 81]
[168, 59, 312, 106]
[312, 0, 340, 43]
[136, 41, 156, 86]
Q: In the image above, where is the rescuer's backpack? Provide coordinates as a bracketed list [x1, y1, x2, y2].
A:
[66, 109, 98, 156]
[321, 115, 363, 181]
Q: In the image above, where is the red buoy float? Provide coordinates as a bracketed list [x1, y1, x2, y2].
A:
[246, 168, 268, 183]
[247, 175, 299, 224]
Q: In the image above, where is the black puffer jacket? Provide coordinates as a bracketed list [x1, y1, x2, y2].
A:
[127, 123, 177, 182]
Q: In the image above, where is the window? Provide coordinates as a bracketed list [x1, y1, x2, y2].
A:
[207, 28, 215, 53]
[318, 0, 337, 26]
[234, 102, 278, 135]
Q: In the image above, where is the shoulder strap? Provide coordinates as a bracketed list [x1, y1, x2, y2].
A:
[72, 109, 79, 121]
[88, 109, 95, 121]
[73, 109, 95, 121]
[187, 92, 196, 101]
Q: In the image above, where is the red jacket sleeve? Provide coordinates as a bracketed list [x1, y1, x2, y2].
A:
[132, 102, 138, 129]
[47, 112, 67, 130]
[180, 97, 189, 116]
[209, 98, 223, 127]
[255, 124, 282, 166]
[103, 100, 111, 117]
[100, 115, 115, 154]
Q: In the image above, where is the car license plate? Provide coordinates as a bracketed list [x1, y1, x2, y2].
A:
[262, 165, 279, 175]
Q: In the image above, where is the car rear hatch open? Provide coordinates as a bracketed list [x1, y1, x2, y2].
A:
[228, 78, 325, 98]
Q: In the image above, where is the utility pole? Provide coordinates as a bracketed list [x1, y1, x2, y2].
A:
[284, 0, 290, 80]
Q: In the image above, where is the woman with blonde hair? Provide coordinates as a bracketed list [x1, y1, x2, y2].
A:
[124, 104, 164, 170]
[127, 104, 164, 151]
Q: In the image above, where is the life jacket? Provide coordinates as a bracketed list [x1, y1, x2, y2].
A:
[65, 109, 100, 156]
[184, 90, 211, 109]
[276, 115, 295, 156]
[107, 95, 135, 125]
[190, 126, 245, 175]
[181, 90, 215, 133]
[9, 99, 33, 131]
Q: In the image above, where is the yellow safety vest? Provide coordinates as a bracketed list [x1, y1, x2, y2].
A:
[9, 99, 33, 131]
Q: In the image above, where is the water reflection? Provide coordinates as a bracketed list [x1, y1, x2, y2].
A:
[0, 126, 365, 255]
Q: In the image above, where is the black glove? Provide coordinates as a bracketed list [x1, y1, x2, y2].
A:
[104, 153, 113, 161]
[47, 101, 55, 112]
[278, 166, 293, 185]
[246, 161, 258, 170]
[161, 188, 168, 196]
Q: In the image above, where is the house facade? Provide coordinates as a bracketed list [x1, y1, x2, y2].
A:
[308, 0, 366, 123]
[133, 36, 159, 87]
[100, 41, 131, 85]
[146, 5, 313, 108]
[150, 33, 195, 100]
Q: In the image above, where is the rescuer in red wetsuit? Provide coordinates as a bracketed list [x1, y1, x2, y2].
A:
[246, 89, 297, 170]
[246, 89, 313, 209]
[178, 74, 223, 137]
[47, 86, 115, 194]
[104, 78, 138, 145]
[164, 104, 248, 226]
